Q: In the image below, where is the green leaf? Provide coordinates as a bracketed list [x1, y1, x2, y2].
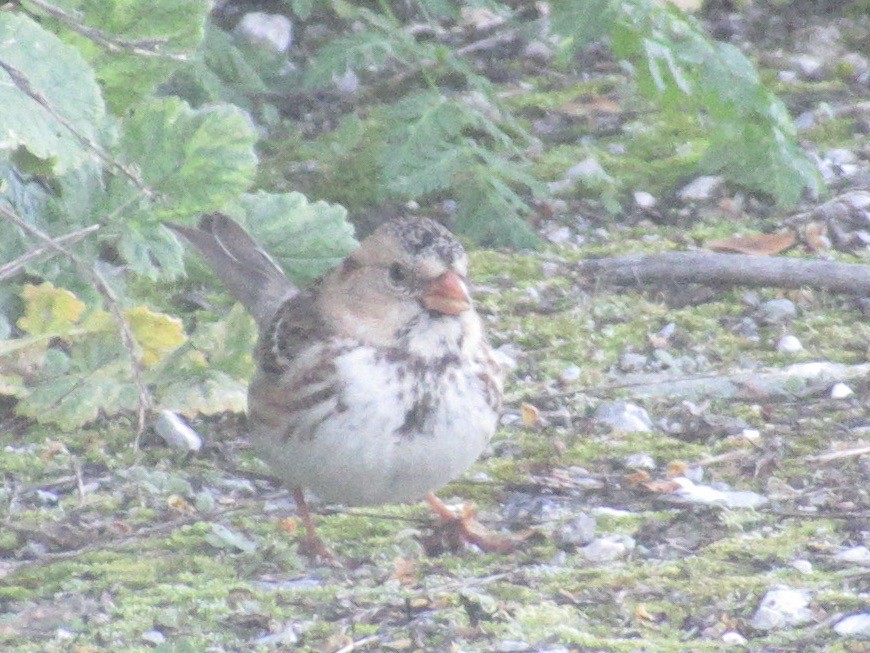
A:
[118, 223, 186, 280]
[115, 98, 257, 219]
[223, 191, 358, 286]
[190, 303, 257, 378]
[0, 13, 105, 173]
[159, 368, 248, 417]
[43, 0, 209, 113]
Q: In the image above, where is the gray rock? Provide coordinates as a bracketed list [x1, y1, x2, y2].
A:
[553, 513, 596, 549]
[678, 175, 724, 202]
[625, 452, 656, 470]
[566, 157, 610, 182]
[791, 54, 826, 80]
[833, 613, 870, 638]
[619, 352, 648, 371]
[332, 68, 359, 95]
[830, 383, 854, 399]
[833, 545, 870, 567]
[235, 12, 293, 52]
[523, 40, 554, 62]
[141, 630, 166, 645]
[759, 298, 797, 323]
[750, 586, 813, 630]
[580, 534, 634, 562]
[253, 622, 299, 647]
[776, 335, 803, 354]
[559, 364, 582, 383]
[594, 401, 653, 432]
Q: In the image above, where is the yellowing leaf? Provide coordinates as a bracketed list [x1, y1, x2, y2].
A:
[125, 306, 186, 366]
[17, 282, 85, 335]
[521, 402, 541, 427]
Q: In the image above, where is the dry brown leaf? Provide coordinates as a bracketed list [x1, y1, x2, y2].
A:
[277, 517, 298, 533]
[392, 557, 418, 586]
[641, 479, 682, 493]
[626, 470, 651, 485]
[521, 402, 541, 427]
[166, 494, 194, 513]
[707, 231, 796, 255]
[666, 461, 689, 478]
[804, 222, 831, 251]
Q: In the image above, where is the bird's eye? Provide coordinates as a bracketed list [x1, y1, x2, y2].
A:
[389, 263, 408, 283]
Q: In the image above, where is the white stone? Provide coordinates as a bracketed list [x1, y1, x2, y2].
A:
[678, 175, 724, 202]
[155, 410, 202, 452]
[722, 631, 748, 645]
[634, 191, 657, 208]
[776, 335, 803, 354]
[830, 383, 854, 399]
[834, 545, 870, 567]
[593, 401, 653, 433]
[791, 559, 813, 574]
[833, 613, 870, 638]
[750, 587, 813, 630]
[566, 157, 610, 182]
[236, 12, 293, 52]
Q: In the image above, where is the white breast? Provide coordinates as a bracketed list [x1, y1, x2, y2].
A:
[253, 343, 498, 506]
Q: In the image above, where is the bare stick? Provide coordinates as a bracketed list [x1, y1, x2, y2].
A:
[806, 445, 870, 463]
[0, 58, 149, 192]
[578, 252, 870, 296]
[22, 0, 190, 61]
[332, 636, 381, 653]
[0, 223, 100, 281]
[0, 205, 151, 437]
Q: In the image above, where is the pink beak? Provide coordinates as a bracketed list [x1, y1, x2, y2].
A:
[422, 271, 471, 315]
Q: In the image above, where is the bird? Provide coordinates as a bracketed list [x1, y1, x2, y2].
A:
[168, 213, 511, 561]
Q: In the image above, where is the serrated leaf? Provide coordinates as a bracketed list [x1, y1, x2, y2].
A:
[223, 191, 358, 285]
[126, 306, 186, 366]
[17, 282, 86, 335]
[17, 360, 138, 429]
[0, 13, 105, 173]
[118, 223, 186, 280]
[160, 368, 248, 417]
[191, 303, 257, 378]
[44, 0, 209, 113]
[112, 97, 257, 221]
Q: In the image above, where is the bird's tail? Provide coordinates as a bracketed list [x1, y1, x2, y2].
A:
[167, 213, 295, 325]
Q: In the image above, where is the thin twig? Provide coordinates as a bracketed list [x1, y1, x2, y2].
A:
[806, 445, 870, 463]
[0, 204, 151, 437]
[0, 223, 100, 281]
[22, 0, 190, 61]
[0, 58, 149, 192]
[332, 635, 381, 653]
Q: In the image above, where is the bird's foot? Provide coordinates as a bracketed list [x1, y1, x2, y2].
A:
[297, 533, 343, 568]
[424, 493, 520, 554]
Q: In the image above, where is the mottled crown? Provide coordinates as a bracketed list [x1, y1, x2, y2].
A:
[380, 217, 465, 265]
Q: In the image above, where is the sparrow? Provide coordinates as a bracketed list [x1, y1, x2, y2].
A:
[169, 214, 510, 561]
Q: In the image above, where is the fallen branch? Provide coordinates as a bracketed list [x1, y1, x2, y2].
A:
[578, 252, 870, 296]
[0, 223, 100, 281]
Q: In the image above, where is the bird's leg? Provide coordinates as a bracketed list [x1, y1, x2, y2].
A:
[425, 493, 517, 553]
[293, 487, 341, 567]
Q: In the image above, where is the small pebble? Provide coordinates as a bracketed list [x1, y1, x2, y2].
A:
[594, 401, 653, 433]
[559, 364, 582, 383]
[625, 453, 656, 470]
[678, 175, 724, 202]
[759, 298, 796, 323]
[791, 559, 813, 574]
[776, 335, 803, 354]
[741, 428, 761, 444]
[833, 545, 870, 567]
[580, 535, 634, 562]
[830, 383, 854, 399]
[141, 630, 166, 645]
[750, 586, 813, 630]
[553, 513, 596, 549]
[634, 191, 657, 209]
[833, 613, 870, 638]
[722, 631, 748, 646]
[566, 157, 609, 182]
[155, 410, 202, 452]
[235, 12, 293, 52]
